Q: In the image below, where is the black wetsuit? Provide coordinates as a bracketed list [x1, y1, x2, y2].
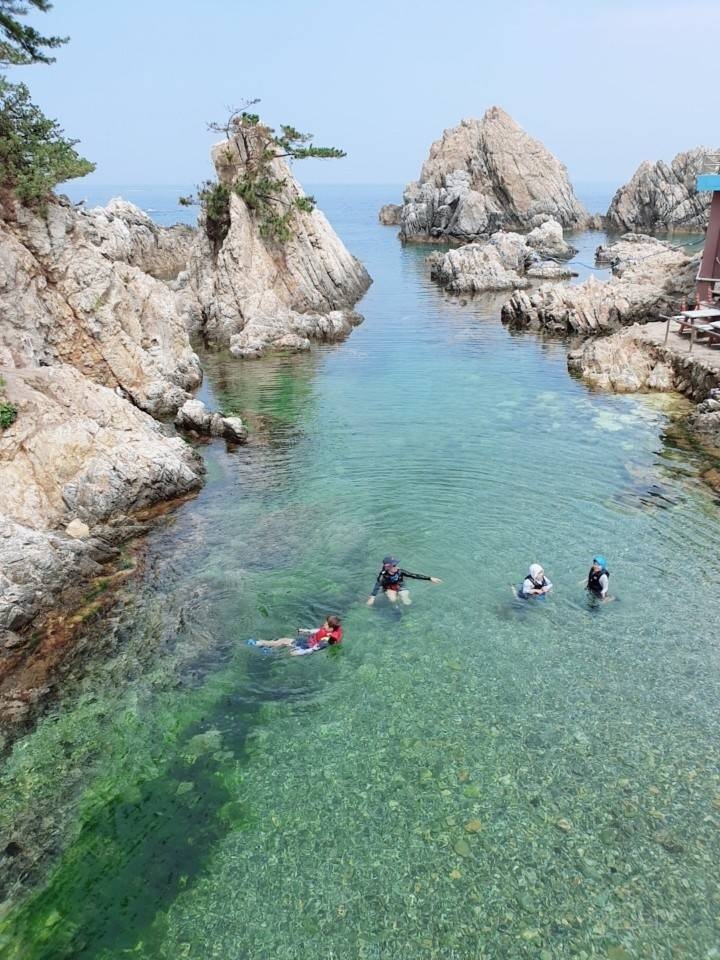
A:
[587, 567, 610, 598]
[371, 568, 431, 596]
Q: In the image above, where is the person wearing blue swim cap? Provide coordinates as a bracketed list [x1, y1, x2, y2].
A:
[587, 556, 610, 600]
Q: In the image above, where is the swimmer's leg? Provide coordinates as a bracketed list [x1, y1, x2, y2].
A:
[255, 637, 295, 648]
[385, 589, 398, 603]
[398, 589, 411, 606]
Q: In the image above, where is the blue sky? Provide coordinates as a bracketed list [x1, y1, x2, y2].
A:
[9, 0, 720, 189]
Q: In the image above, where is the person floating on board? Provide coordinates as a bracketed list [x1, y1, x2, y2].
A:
[586, 556, 610, 601]
[247, 616, 343, 656]
[518, 563, 553, 599]
[366, 556, 442, 606]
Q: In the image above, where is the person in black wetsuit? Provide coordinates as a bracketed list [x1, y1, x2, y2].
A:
[587, 556, 610, 600]
[366, 556, 442, 607]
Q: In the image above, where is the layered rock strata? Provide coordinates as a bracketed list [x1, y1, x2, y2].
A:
[181, 134, 371, 358]
[0, 365, 204, 630]
[502, 235, 695, 334]
[399, 107, 587, 242]
[606, 148, 716, 234]
[0, 198, 202, 416]
[428, 221, 577, 294]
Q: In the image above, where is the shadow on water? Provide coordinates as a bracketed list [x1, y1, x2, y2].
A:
[0, 652, 307, 960]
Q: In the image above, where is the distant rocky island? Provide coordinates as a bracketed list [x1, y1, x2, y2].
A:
[377, 107, 720, 467]
[394, 107, 588, 243]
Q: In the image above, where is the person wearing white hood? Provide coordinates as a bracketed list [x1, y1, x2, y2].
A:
[519, 564, 553, 599]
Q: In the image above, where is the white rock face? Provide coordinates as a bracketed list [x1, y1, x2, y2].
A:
[175, 398, 248, 442]
[0, 366, 204, 629]
[502, 235, 695, 334]
[400, 107, 587, 241]
[181, 133, 371, 358]
[0, 198, 202, 416]
[567, 328, 675, 391]
[526, 218, 576, 261]
[378, 203, 402, 225]
[428, 223, 577, 294]
[606, 148, 716, 233]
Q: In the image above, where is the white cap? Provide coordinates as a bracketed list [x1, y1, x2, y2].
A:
[529, 564, 544, 579]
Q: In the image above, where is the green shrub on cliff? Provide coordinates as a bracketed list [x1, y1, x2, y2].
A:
[0, 375, 16, 429]
[0, 1, 93, 209]
[0, 399, 17, 429]
[180, 102, 346, 249]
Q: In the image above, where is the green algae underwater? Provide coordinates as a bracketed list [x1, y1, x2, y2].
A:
[1, 186, 719, 959]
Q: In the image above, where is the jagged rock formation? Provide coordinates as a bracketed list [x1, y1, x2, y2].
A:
[0, 198, 202, 416]
[567, 328, 675, 392]
[0, 365, 204, 629]
[181, 134, 371, 358]
[428, 222, 577, 294]
[378, 204, 402, 225]
[502, 234, 695, 334]
[526, 218, 576, 261]
[399, 107, 587, 242]
[606, 148, 716, 234]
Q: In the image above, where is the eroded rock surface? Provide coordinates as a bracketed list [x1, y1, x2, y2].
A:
[399, 107, 587, 242]
[502, 234, 695, 334]
[0, 198, 202, 416]
[0, 365, 204, 629]
[175, 398, 248, 443]
[568, 328, 675, 392]
[378, 204, 402, 225]
[428, 221, 577, 294]
[606, 148, 715, 233]
[181, 133, 371, 358]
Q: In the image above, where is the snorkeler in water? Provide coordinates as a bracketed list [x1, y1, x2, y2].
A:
[248, 616, 343, 656]
[518, 564, 553, 599]
[366, 556, 443, 607]
[586, 556, 610, 600]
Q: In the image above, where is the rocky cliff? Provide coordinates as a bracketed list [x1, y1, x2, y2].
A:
[0, 197, 202, 416]
[181, 132, 371, 358]
[398, 107, 588, 242]
[0, 364, 204, 631]
[502, 234, 695, 334]
[606, 148, 715, 234]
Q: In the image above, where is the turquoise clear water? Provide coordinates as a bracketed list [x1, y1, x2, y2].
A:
[1, 186, 719, 960]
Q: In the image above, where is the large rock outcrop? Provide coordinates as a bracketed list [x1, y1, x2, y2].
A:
[502, 234, 695, 334]
[181, 132, 371, 358]
[398, 107, 588, 242]
[428, 222, 577, 294]
[0, 365, 204, 630]
[606, 148, 716, 234]
[0, 197, 202, 416]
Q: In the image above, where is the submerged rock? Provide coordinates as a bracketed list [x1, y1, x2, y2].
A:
[606, 148, 717, 234]
[502, 234, 695, 334]
[399, 107, 587, 242]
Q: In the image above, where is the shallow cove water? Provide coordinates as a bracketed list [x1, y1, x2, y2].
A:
[1, 186, 719, 959]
